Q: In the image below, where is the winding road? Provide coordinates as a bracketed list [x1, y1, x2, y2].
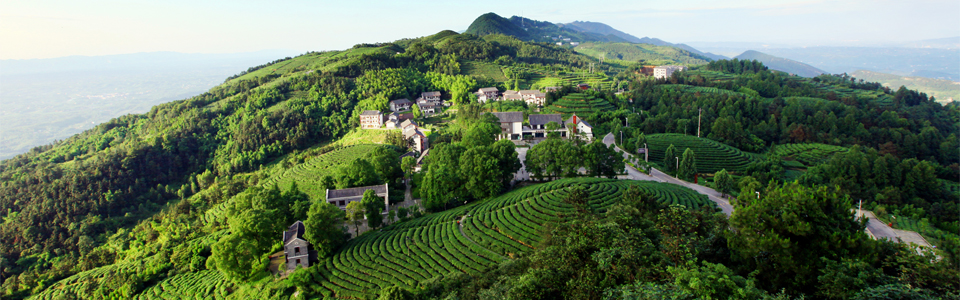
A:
[602, 133, 734, 215]
[602, 133, 930, 247]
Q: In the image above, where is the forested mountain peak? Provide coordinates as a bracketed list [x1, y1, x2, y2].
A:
[464, 12, 531, 40]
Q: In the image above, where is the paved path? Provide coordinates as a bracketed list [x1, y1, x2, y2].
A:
[602, 133, 734, 215]
[858, 210, 932, 247]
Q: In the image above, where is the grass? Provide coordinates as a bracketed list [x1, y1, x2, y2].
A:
[462, 61, 507, 82]
[307, 178, 713, 298]
[645, 133, 763, 174]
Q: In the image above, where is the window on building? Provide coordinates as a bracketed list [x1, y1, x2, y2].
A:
[296, 259, 301, 265]
[295, 247, 300, 254]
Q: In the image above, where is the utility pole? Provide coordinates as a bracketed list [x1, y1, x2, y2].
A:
[697, 107, 702, 138]
[858, 198, 863, 219]
[644, 143, 648, 162]
[675, 157, 679, 175]
[620, 130, 623, 146]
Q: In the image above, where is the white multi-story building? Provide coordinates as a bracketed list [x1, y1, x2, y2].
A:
[653, 65, 687, 80]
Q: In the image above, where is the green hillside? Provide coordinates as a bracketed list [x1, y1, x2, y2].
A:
[735, 50, 825, 77]
[645, 133, 763, 173]
[542, 93, 616, 115]
[851, 70, 960, 103]
[574, 42, 712, 66]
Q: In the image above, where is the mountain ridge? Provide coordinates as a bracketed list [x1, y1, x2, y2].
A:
[735, 50, 825, 77]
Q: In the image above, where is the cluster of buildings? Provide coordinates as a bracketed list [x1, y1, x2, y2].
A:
[476, 87, 552, 106]
[488, 111, 594, 142]
[640, 65, 688, 80]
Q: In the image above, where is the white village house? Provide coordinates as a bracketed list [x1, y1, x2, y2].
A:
[519, 90, 547, 107]
[360, 110, 385, 129]
[653, 65, 687, 80]
[477, 87, 499, 103]
[389, 99, 414, 112]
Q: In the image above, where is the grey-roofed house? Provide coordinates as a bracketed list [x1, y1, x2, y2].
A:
[325, 184, 389, 213]
[389, 99, 413, 112]
[490, 111, 524, 140]
[528, 114, 567, 138]
[421, 91, 441, 101]
[400, 119, 418, 131]
[283, 221, 311, 270]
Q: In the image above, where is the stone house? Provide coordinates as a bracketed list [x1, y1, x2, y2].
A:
[283, 221, 311, 270]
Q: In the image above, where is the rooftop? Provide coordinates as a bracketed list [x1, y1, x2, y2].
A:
[490, 111, 524, 123]
[283, 221, 305, 244]
[327, 184, 388, 200]
[361, 110, 381, 116]
[390, 98, 413, 105]
[422, 91, 441, 97]
[479, 87, 499, 93]
[529, 114, 563, 126]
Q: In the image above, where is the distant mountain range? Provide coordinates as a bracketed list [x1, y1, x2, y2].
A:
[463, 13, 726, 61]
[734, 50, 825, 77]
[558, 21, 726, 60]
[689, 39, 960, 81]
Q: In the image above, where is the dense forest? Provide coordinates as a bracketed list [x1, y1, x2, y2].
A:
[0, 25, 957, 300]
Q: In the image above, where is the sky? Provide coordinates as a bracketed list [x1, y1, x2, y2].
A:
[2, 0, 958, 60]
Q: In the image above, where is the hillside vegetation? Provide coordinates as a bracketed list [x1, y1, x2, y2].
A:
[2, 15, 959, 299]
[574, 42, 712, 66]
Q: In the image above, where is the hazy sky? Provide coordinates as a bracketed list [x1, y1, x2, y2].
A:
[2, 0, 958, 60]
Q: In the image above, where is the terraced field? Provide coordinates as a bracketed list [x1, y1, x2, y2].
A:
[542, 93, 616, 116]
[659, 84, 743, 97]
[136, 271, 234, 300]
[770, 143, 849, 167]
[308, 178, 713, 298]
[31, 231, 227, 300]
[645, 133, 763, 173]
